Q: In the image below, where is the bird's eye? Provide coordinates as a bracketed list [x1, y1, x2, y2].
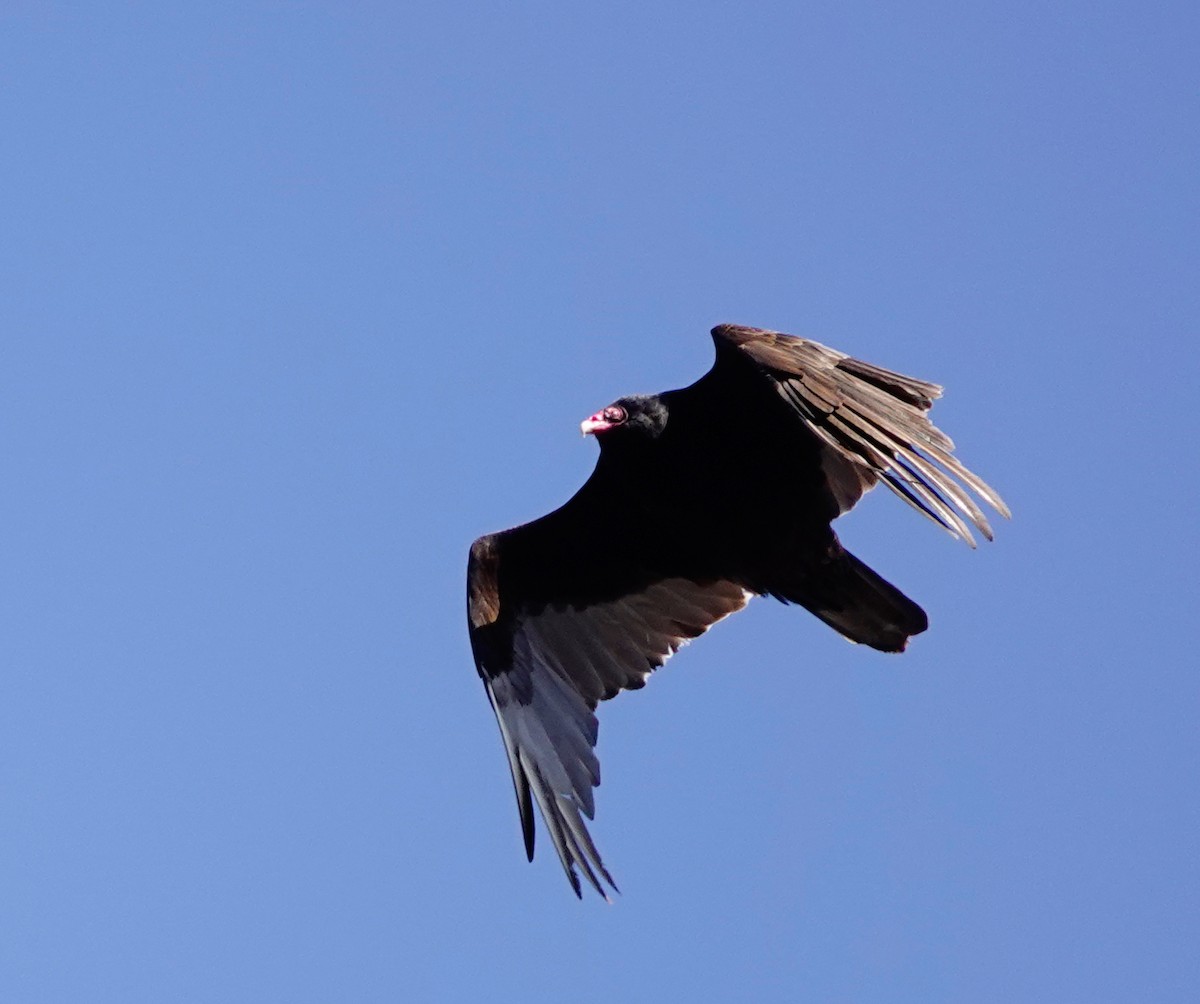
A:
[604, 406, 627, 423]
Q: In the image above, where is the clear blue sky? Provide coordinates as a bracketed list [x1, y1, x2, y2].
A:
[2, 3, 1196, 1001]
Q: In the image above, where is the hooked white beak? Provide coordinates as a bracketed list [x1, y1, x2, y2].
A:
[581, 411, 615, 436]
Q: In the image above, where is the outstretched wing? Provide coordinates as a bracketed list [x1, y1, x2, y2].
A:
[467, 476, 749, 898]
[710, 324, 1010, 545]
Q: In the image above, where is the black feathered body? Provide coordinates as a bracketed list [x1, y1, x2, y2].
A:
[466, 324, 1008, 897]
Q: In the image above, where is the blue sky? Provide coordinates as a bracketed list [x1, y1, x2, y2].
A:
[1, 3, 1196, 1001]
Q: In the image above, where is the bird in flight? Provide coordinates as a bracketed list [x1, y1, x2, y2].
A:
[467, 324, 1008, 898]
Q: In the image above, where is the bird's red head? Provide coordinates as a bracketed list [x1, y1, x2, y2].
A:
[580, 404, 628, 436]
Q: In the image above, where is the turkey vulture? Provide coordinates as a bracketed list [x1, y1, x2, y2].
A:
[467, 324, 1008, 898]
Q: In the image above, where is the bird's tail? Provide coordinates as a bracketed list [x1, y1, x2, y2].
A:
[770, 545, 928, 653]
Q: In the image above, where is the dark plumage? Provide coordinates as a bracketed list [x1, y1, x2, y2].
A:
[467, 324, 1009, 898]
